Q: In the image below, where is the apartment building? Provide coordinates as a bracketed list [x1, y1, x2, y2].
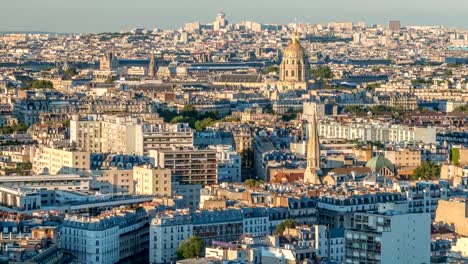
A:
[150, 147, 217, 185]
[33, 146, 90, 175]
[385, 148, 421, 168]
[150, 209, 244, 264]
[317, 193, 404, 229]
[318, 121, 437, 144]
[92, 168, 134, 194]
[211, 145, 241, 182]
[140, 123, 193, 155]
[133, 164, 172, 196]
[61, 208, 148, 264]
[345, 206, 430, 264]
[70, 115, 193, 155]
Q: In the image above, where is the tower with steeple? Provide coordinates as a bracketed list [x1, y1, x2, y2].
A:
[304, 108, 321, 184]
[148, 51, 156, 77]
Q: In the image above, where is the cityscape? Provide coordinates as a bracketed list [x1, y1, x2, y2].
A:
[0, 4, 467, 264]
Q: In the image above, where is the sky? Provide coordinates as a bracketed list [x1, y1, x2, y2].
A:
[1, 0, 467, 33]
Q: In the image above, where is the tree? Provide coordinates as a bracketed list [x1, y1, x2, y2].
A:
[63, 68, 78, 79]
[311, 66, 334, 79]
[265, 65, 279, 74]
[453, 104, 468, 113]
[104, 77, 115, 84]
[343, 105, 367, 115]
[181, 105, 198, 118]
[244, 179, 264, 188]
[24, 80, 54, 89]
[410, 161, 441, 181]
[176, 236, 204, 260]
[0, 123, 28, 134]
[452, 148, 460, 166]
[275, 219, 298, 235]
[194, 118, 217, 131]
[264, 104, 274, 114]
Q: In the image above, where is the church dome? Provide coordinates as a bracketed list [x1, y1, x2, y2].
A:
[283, 33, 307, 61]
[366, 155, 396, 174]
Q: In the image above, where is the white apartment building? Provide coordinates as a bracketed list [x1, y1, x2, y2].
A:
[345, 206, 431, 264]
[61, 209, 148, 264]
[70, 114, 193, 155]
[150, 212, 193, 264]
[33, 146, 90, 175]
[241, 207, 269, 237]
[319, 121, 437, 144]
[210, 145, 242, 182]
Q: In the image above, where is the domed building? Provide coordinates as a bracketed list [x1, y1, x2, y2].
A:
[278, 31, 311, 90]
[366, 155, 397, 177]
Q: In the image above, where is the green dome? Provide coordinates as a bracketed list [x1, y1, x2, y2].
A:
[366, 155, 395, 174]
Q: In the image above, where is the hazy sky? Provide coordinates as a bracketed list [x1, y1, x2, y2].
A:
[1, 0, 467, 33]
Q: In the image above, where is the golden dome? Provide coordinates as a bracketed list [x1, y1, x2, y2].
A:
[283, 31, 307, 60]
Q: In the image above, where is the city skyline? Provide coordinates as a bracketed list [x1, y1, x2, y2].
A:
[1, 0, 468, 33]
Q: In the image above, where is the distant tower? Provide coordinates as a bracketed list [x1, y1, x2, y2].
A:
[213, 10, 228, 31]
[304, 109, 321, 184]
[100, 52, 119, 71]
[148, 51, 156, 77]
[389, 21, 401, 31]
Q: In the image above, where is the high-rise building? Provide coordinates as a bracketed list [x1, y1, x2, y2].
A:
[149, 146, 217, 185]
[345, 205, 430, 264]
[389, 20, 401, 31]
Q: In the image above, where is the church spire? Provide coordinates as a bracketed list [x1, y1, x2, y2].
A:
[292, 29, 299, 44]
[304, 108, 321, 184]
[148, 50, 155, 77]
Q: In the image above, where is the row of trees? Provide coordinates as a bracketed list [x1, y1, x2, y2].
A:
[410, 161, 441, 181]
[23, 80, 54, 90]
[0, 123, 28, 134]
[158, 105, 240, 131]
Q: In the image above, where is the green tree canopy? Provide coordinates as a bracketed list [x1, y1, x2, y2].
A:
[244, 179, 264, 188]
[453, 104, 468, 113]
[265, 65, 279, 74]
[410, 161, 441, 181]
[311, 66, 334, 79]
[176, 236, 204, 260]
[181, 105, 198, 118]
[194, 118, 217, 131]
[24, 80, 54, 89]
[275, 219, 298, 235]
[452, 148, 460, 166]
[0, 123, 28, 134]
[63, 68, 79, 80]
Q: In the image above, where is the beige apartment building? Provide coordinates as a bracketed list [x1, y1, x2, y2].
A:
[33, 146, 90, 175]
[93, 168, 134, 194]
[150, 147, 217, 185]
[435, 199, 468, 236]
[385, 148, 421, 168]
[133, 165, 172, 196]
